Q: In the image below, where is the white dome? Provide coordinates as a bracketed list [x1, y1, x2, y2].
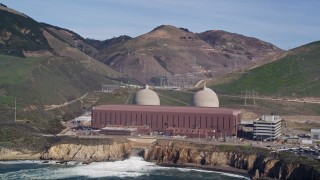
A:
[193, 85, 219, 107]
[135, 85, 160, 105]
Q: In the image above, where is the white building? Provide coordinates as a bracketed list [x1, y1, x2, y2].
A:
[253, 115, 282, 141]
[311, 129, 320, 140]
[74, 116, 92, 126]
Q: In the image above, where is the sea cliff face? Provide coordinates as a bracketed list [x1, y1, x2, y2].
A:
[1, 140, 319, 179]
[40, 143, 132, 162]
[0, 147, 40, 160]
[144, 141, 320, 180]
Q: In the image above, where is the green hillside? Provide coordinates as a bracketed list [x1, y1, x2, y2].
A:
[0, 5, 125, 134]
[210, 41, 320, 98]
[0, 9, 51, 56]
[0, 54, 119, 133]
[155, 89, 193, 106]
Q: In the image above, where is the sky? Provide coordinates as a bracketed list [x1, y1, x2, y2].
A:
[1, 0, 320, 49]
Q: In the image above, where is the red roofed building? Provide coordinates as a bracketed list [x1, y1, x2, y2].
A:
[91, 85, 241, 138]
[92, 105, 241, 138]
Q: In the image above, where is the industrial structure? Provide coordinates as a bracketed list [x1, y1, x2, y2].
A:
[91, 85, 241, 138]
[74, 115, 92, 127]
[311, 129, 320, 140]
[253, 115, 282, 141]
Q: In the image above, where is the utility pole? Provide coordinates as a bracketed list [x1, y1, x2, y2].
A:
[244, 90, 247, 105]
[253, 90, 256, 106]
[14, 97, 16, 122]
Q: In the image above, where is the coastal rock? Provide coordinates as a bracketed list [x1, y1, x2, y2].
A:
[0, 147, 40, 160]
[2, 139, 320, 179]
[40, 143, 131, 161]
[210, 152, 228, 166]
[145, 142, 320, 180]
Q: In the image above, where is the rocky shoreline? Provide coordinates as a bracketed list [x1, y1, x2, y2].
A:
[1, 139, 320, 179]
[157, 162, 251, 179]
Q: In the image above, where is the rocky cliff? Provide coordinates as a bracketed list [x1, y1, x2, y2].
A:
[1, 139, 319, 179]
[144, 141, 320, 180]
[40, 143, 132, 162]
[0, 147, 40, 160]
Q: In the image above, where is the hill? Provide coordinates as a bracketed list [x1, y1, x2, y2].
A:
[0, 53, 122, 132]
[206, 41, 320, 116]
[96, 25, 283, 84]
[0, 5, 51, 56]
[197, 30, 281, 65]
[42, 23, 100, 58]
[0, 4, 122, 78]
[85, 35, 132, 51]
[210, 41, 320, 98]
[0, 4, 124, 133]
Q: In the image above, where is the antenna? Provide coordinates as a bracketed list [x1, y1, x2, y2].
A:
[241, 59, 244, 72]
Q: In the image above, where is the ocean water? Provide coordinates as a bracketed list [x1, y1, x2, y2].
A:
[0, 157, 249, 180]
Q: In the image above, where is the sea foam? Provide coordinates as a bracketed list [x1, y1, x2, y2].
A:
[0, 157, 250, 179]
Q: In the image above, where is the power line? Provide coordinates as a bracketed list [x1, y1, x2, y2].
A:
[242, 90, 259, 106]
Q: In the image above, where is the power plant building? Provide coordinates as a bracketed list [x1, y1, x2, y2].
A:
[91, 85, 241, 138]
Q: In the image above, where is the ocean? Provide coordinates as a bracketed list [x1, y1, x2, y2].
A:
[0, 157, 249, 179]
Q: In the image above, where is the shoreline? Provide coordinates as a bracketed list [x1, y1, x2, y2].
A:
[0, 157, 252, 179]
[156, 162, 252, 179]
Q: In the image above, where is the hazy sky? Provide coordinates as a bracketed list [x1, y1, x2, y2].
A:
[2, 0, 320, 49]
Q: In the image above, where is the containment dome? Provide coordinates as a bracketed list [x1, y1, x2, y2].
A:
[193, 85, 219, 107]
[135, 85, 160, 105]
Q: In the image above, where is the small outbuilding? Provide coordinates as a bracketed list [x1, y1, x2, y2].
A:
[311, 129, 320, 140]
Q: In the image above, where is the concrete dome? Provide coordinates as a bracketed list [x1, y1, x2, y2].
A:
[135, 85, 160, 105]
[193, 85, 219, 107]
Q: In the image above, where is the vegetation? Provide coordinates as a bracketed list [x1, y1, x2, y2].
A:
[210, 41, 320, 98]
[0, 123, 45, 151]
[0, 9, 51, 56]
[0, 123, 128, 152]
[278, 151, 320, 171]
[0, 95, 14, 106]
[94, 88, 135, 105]
[218, 96, 320, 116]
[88, 35, 132, 51]
[0, 54, 44, 84]
[217, 144, 270, 155]
[155, 89, 193, 106]
[0, 53, 120, 132]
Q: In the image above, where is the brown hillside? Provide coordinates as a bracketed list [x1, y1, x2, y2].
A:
[96, 25, 283, 85]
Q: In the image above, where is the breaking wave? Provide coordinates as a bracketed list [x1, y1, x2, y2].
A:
[0, 157, 249, 179]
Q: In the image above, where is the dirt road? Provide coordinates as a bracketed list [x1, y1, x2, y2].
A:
[45, 93, 89, 110]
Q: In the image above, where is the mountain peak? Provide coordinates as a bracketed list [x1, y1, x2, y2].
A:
[144, 25, 188, 40]
[151, 25, 179, 32]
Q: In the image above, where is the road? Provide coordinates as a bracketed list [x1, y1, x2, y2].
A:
[219, 94, 320, 104]
[45, 93, 89, 110]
